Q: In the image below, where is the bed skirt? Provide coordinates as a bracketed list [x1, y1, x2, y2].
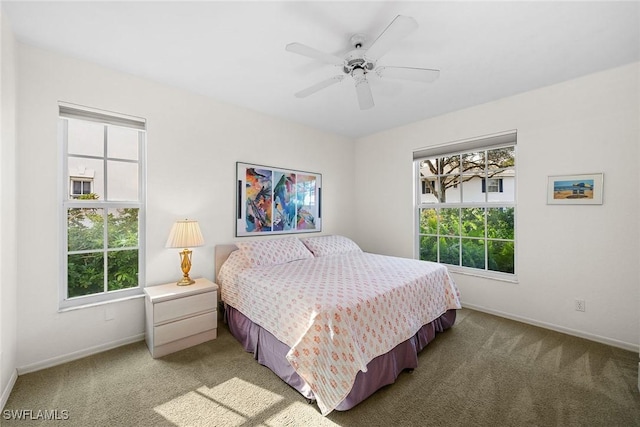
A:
[224, 304, 457, 411]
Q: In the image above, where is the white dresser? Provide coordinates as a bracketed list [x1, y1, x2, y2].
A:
[144, 277, 218, 358]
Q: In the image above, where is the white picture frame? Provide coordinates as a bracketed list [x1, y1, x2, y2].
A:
[547, 173, 604, 205]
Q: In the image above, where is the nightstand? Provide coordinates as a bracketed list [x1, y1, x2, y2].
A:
[144, 277, 218, 358]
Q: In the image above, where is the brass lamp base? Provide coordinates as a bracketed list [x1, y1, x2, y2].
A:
[176, 248, 195, 286]
[177, 276, 195, 286]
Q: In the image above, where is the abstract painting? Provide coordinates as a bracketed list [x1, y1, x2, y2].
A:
[237, 163, 322, 236]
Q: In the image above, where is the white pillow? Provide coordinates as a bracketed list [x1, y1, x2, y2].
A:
[301, 235, 362, 257]
[235, 237, 313, 266]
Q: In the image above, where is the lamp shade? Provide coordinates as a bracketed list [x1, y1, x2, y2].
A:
[165, 219, 204, 248]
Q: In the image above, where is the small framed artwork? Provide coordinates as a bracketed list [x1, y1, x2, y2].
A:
[236, 162, 322, 236]
[547, 173, 604, 205]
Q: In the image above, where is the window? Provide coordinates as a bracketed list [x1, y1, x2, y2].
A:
[482, 178, 503, 193]
[414, 131, 516, 277]
[59, 103, 146, 308]
[71, 179, 92, 196]
[421, 179, 435, 194]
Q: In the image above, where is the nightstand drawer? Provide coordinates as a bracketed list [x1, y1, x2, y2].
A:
[154, 291, 216, 325]
[154, 310, 217, 346]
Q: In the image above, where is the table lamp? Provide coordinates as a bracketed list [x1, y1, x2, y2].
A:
[165, 219, 204, 285]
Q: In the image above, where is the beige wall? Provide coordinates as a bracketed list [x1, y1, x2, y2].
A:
[14, 43, 355, 372]
[354, 62, 640, 350]
[0, 9, 18, 408]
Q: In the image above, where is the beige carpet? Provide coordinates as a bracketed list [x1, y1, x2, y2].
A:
[4, 308, 640, 426]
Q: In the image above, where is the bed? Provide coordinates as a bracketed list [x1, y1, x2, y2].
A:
[215, 235, 461, 415]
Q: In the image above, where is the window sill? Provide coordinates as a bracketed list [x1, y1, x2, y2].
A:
[58, 292, 145, 313]
[446, 267, 518, 284]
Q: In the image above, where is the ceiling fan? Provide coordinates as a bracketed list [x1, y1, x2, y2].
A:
[286, 15, 440, 110]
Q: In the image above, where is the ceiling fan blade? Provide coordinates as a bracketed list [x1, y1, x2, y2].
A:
[376, 66, 440, 82]
[352, 69, 374, 110]
[294, 75, 345, 98]
[364, 15, 418, 62]
[286, 42, 345, 66]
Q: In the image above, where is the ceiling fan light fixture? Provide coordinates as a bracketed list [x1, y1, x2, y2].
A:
[352, 67, 366, 82]
[352, 68, 374, 110]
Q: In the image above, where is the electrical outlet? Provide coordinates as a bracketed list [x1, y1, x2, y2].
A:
[575, 299, 585, 312]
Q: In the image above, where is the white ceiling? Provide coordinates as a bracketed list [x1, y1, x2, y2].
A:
[3, 1, 640, 138]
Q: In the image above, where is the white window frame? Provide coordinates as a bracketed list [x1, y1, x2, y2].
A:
[59, 103, 146, 309]
[413, 130, 517, 281]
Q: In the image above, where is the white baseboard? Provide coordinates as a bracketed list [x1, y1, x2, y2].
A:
[17, 333, 145, 375]
[462, 303, 639, 353]
[1, 369, 18, 411]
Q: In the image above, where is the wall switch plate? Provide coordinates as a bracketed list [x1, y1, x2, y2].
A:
[575, 299, 586, 312]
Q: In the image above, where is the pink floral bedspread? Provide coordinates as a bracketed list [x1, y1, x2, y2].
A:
[220, 251, 461, 415]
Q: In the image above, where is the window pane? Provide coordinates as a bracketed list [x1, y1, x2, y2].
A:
[419, 158, 439, 179]
[67, 253, 104, 297]
[488, 240, 515, 273]
[108, 126, 139, 161]
[108, 208, 139, 248]
[462, 175, 485, 203]
[439, 208, 460, 236]
[440, 174, 460, 203]
[419, 236, 438, 262]
[462, 151, 485, 174]
[462, 238, 485, 269]
[68, 157, 103, 200]
[488, 175, 514, 202]
[487, 207, 514, 239]
[440, 155, 460, 174]
[67, 119, 104, 157]
[419, 208, 438, 234]
[461, 208, 485, 237]
[68, 208, 104, 251]
[487, 147, 515, 172]
[108, 250, 138, 291]
[439, 237, 459, 265]
[107, 160, 138, 201]
[419, 179, 439, 204]
[487, 148, 514, 202]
